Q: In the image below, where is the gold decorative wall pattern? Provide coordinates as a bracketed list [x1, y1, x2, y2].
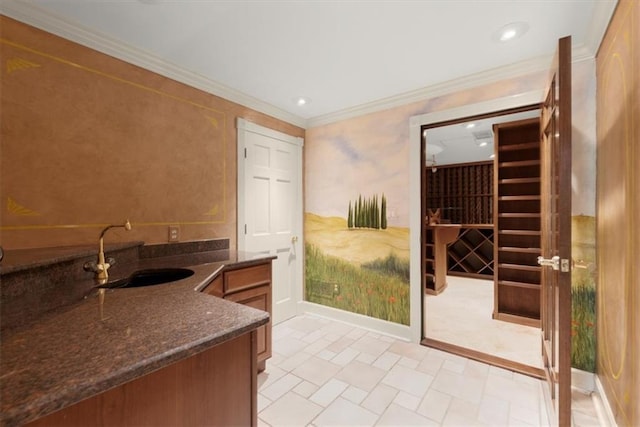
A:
[596, 0, 639, 425]
[0, 16, 304, 249]
[0, 38, 227, 232]
[203, 205, 220, 217]
[6, 56, 41, 74]
[6, 197, 41, 217]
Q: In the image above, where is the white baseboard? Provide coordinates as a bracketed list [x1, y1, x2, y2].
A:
[594, 375, 618, 427]
[297, 301, 412, 342]
[572, 368, 595, 392]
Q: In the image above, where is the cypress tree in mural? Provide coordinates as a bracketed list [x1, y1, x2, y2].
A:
[373, 198, 377, 228]
[381, 194, 388, 229]
[347, 193, 387, 230]
[365, 198, 370, 228]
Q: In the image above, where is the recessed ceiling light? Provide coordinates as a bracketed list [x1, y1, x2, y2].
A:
[294, 97, 310, 106]
[465, 123, 476, 129]
[494, 22, 529, 42]
[478, 141, 488, 147]
[489, 153, 496, 159]
[425, 142, 444, 156]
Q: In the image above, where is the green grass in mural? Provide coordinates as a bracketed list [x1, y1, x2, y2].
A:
[305, 243, 410, 325]
[361, 252, 410, 282]
[571, 283, 596, 372]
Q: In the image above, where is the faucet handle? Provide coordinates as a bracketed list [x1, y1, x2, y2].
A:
[106, 257, 116, 267]
[84, 261, 98, 272]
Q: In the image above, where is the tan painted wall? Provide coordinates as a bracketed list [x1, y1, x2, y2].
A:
[0, 16, 304, 250]
[595, 0, 640, 425]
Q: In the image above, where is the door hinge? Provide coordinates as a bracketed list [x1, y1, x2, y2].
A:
[244, 147, 247, 159]
[561, 258, 570, 272]
[244, 224, 247, 235]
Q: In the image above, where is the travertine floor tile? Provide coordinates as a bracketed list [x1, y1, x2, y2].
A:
[259, 314, 600, 426]
[259, 391, 323, 427]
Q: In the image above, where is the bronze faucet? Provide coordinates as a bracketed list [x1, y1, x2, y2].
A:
[84, 220, 131, 282]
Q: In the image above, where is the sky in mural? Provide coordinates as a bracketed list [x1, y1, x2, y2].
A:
[305, 107, 418, 228]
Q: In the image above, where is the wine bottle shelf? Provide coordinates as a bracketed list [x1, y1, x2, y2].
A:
[493, 118, 542, 324]
[447, 226, 494, 279]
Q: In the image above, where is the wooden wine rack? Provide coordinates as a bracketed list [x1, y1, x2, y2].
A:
[425, 161, 495, 282]
[493, 118, 542, 326]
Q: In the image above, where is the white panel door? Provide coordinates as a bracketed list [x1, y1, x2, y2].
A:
[237, 118, 303, 324]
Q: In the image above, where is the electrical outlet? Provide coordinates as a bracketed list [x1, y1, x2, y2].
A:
[168, 225, 180, 242]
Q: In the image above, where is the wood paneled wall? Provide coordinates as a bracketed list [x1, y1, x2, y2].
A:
[0, 16, 304, 250]
[595, 0, 639, 424]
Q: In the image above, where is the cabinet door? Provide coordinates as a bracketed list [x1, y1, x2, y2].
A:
[203, 274, 223, 297]
[225, 286, 272, 363]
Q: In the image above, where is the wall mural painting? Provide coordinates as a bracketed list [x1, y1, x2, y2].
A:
[305, 114, 412, 325]
[571, 215, 596, 372]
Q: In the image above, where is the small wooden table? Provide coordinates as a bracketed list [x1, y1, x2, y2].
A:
[426, 224, 461, 295]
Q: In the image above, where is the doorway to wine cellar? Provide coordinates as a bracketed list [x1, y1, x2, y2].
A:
[420, 107, 545, 377]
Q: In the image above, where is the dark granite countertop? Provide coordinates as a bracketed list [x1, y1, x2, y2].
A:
[0, 250, 274, 427]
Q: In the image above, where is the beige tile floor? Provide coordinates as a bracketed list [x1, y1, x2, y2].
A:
[258, 314, 553, 426]
[260, 314, 605, 426]
[424, 276, 542, 368]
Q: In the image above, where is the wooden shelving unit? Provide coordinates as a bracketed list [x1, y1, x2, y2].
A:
[493, 118, 542, 326]
[425, 161, 495, 283]
[447, 225, 494, 279]
[424, 229, 435, 290]
[426, 161, 493, 225]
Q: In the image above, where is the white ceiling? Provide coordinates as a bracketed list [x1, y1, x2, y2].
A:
[2, 1, 617, 128]
[425, 109, 539, 166]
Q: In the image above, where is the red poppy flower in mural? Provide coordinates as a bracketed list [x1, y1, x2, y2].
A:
[367, 289, 373, 295]
[389, 296, 396, 304]
[336, 295, 343, 302]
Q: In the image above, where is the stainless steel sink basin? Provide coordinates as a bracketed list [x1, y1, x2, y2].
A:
[100, 268, 195, 289]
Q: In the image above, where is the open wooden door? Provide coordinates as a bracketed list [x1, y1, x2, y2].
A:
[538, 36, 572, 426]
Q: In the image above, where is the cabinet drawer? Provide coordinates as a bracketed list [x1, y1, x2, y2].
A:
[225, 286, 271, 362]
[224, 263, 271, 293]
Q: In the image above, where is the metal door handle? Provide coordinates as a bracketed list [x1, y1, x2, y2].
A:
[291, 236, 298, 243]
[537, 255, 560, 270]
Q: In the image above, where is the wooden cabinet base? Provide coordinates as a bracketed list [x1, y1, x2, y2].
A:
[28, 331, 258, 427]
[204, 261, 272, 372]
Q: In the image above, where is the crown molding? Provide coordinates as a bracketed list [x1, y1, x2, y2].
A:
[305, 0, 616, 128]
[2, 0, 617, 130]
[306, 55, 553, 128]
[585, 0, 618, 57]
[0, 1, 308, 129]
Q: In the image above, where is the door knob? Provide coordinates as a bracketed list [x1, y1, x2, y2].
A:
[537, 255, 560, 270]
[291, 236, 298, 243]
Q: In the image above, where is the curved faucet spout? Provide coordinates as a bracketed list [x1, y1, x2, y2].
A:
[99, 219, 132, 239]
[89, 219, 132, 282]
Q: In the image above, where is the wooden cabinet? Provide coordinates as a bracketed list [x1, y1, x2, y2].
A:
[28, 331, 259, 427]
[493, 118, 542, 326]
[204, 261, 272, 371]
